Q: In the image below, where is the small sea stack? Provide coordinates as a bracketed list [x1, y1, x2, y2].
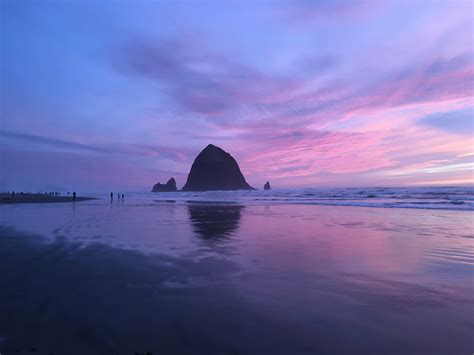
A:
[152, 177, 177, 192]
[182, 144, 254, 191]
[264, 181, 271, 190]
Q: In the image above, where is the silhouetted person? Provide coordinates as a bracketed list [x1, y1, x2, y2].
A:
[110, 192, 113, 199]
[122, 193, 124, 199]
[73, 191, 76, 201]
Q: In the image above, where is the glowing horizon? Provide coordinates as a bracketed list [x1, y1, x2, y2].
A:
[1, 0, 473, 191]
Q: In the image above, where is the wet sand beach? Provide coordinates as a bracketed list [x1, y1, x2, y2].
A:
[0, 194, 473, 354]
[0, 193, 96, 204]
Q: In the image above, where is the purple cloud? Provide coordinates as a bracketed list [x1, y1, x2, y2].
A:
[1, 129, 193, 163]
[281, 0, 383, 24]
[115, 36, 302, 117]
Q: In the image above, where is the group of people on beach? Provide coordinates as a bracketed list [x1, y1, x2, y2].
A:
[5, 191, 125, 203]
[110, 192, 124, 201]
[4, 191, 79, 201]
[9, 191, 62, 198]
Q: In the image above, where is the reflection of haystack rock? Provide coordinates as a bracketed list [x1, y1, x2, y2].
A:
[187, 204, 244, 239]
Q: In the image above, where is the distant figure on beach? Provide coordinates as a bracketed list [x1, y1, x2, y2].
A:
[110, 192, 113, 199]
[73, 191, 76, 201]
[122, 193, 124, 199]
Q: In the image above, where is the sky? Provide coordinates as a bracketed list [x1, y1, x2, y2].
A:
[1, 0, 473, 192]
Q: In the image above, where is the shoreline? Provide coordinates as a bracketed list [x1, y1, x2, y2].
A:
[152, 199, 474, 211]
[0, 193, 97, 205]
[1, 187, 472, 211]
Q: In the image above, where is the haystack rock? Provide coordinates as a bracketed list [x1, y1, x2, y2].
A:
[182, 144, 254, 191]
[152, 177, 177, 192]
[264, 181, 271, 190]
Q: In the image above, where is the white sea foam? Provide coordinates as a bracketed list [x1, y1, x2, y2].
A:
[143, 186, 474, 211]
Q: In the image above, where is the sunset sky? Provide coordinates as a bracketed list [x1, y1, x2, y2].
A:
[1, 0, 473, 191]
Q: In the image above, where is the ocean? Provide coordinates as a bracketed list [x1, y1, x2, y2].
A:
[0, 187, 472, 354]
[144, 186, 474, 210]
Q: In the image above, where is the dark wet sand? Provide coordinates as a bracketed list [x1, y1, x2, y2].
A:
[0, 193, 96, 204]
[0, 202, 472, 355]
[0, 227, 292, 355]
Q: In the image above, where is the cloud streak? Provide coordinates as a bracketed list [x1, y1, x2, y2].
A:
[280, 0, 383, 24]
[0, 130, 193, 163]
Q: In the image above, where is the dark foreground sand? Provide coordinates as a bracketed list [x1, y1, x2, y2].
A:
[0, 202, 472, 355]
[0, 193, 96, 204]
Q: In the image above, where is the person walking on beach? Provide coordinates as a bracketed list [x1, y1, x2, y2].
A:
[122, 193, 124, 199]
[73, 191, 76, 201]
[110, 192, 113, 200]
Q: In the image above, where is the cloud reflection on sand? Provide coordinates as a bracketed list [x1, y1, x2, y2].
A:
[0, 200, 472, 354]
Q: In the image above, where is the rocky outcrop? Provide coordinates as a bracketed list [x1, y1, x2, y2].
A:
[152, 177, 177, 192]
[182, 144, 254, 191]
[264, 181, 271, 190]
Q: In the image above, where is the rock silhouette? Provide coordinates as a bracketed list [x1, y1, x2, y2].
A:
[264, 181, 271, 190]
[182, 144, 254, 191]
[152, 177, 177, 192]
